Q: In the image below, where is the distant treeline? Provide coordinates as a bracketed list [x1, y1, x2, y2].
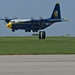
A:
[32, 34, 39, 36]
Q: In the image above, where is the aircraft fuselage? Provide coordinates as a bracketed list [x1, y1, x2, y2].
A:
[6, 18, 61, 32]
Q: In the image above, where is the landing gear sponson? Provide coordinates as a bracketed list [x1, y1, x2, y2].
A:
[12, 29, 46, 39]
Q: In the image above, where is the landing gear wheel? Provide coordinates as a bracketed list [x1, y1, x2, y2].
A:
[39, 31, 46, 39]
[12, 29, 15, 32]
[25, 30, 31, 32]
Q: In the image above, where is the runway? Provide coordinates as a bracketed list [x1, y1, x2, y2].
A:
[0, 55, 75, 75]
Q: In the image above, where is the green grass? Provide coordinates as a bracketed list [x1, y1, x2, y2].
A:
[0, 36, 75, 55]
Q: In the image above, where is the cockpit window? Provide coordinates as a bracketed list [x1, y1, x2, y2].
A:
[12, 21, 15, 23]
[10, 21, 15, 24]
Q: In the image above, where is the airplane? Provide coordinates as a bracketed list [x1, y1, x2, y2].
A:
[0, 2, 68, 39]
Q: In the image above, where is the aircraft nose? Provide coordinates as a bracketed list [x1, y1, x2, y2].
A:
[6, 22, 12, 29]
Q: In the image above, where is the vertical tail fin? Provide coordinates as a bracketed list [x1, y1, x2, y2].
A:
[51, 3, 61, 19]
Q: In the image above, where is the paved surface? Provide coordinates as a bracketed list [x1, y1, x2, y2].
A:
[0, 55, 75, 75]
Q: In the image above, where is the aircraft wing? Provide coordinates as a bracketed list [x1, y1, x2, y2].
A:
[0, 18, 12, 23]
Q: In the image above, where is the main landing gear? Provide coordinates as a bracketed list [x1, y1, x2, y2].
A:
[11, 29, 46, 39]
[39, 31, 46, 39]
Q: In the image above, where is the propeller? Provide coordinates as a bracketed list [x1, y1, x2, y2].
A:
[0, 17, 12, 23]
[40, 16, 43, 20]
[39, 16, 43, 25]
[0, 17, 18, 23]
[31, 17, 34, 24]
[31, 17, 34, 21]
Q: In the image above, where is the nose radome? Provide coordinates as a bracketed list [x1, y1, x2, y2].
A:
[6, 22, 12, 29]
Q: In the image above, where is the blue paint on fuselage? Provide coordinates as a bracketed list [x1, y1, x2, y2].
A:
[11, 18, 61, 31]
[12, 23, 50, 31]
[11, 19, 50, 31]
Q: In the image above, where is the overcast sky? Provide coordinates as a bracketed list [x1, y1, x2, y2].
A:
[0, 0, 74, 36]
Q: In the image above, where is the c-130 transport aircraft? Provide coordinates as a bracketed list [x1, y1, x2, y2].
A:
[0, 2, 68, 39]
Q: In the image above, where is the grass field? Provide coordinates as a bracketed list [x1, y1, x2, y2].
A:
[0, 36, 75, 55]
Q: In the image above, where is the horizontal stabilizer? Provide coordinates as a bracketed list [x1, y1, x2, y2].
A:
[61, 18, 69, 22]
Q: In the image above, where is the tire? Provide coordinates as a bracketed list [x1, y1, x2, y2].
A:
[12, 29, 15, 32]
[39, 31, 46, 39]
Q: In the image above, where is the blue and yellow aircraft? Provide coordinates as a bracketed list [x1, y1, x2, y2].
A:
[0, 3, 68, 32]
